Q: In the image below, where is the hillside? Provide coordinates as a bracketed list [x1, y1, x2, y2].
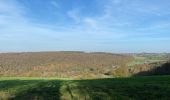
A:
[0, 52, 169, 79]
[0, 52, 133, 79]
[0, 52, 170, 100]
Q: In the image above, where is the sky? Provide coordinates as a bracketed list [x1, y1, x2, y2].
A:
[0, 0, 170, 53]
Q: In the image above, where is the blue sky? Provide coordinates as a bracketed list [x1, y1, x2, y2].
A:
[0, 0, 170, 53]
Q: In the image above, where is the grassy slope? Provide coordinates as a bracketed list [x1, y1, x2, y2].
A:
[0, 76, 170, 100]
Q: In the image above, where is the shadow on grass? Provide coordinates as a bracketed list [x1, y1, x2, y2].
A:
[0, 80, 38, 90]
[0, 80, 62, 100]
[11, 80, 62, 100]
[1, 77, 170, 100]
[134, 62, 170, 76]
[72, 78, 170, 100]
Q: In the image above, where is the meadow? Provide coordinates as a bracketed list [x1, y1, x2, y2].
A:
[0, 76, 170, 100]
[127, 54, 167, 67]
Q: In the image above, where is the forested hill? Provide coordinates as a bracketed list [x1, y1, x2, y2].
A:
[0, 52, 169, 79]
[0, 52, 133, 78]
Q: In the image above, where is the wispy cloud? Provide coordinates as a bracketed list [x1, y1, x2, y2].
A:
[67, 9, 81, 23]
[51, 0, 60, 9]
[0, 0, 170, 52]
[83, 17, 97, 28]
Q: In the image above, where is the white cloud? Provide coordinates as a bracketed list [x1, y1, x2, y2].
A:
[67, 9, 81, 23]
[0, 0, 23, 16]
[51, 0, 60, 9]
[0, 0, 66, 44]
[83, 18, 97, 28]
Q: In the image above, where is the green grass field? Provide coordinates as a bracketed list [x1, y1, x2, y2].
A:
[0, 76, 170, 100]
[127, 55, 166, 67]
